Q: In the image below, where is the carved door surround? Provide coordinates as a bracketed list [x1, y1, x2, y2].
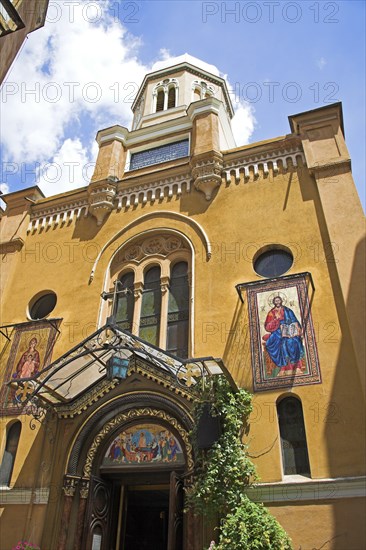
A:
[57, 391, 197, 550]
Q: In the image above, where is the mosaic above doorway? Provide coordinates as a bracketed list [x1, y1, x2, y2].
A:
[102, 423, 184, 466]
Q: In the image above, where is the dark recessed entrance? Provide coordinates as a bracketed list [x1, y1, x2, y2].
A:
[87, 471, 184, 550]
[122, 486, 169, 550]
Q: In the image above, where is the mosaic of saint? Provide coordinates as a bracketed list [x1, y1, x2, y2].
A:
[247, 276, 321, 391]
[103, 424, 184, 466]
[261, 293, 306, 377]
[0, 322, 59, 413]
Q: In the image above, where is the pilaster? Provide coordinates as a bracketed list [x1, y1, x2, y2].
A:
[289, 103, 366, 395]
[188, 98, 224, 200]
[91, 125, 129, 183]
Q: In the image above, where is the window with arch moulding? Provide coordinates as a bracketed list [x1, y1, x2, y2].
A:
[110, 234, 191, 359]
[153, 81, 178, 113]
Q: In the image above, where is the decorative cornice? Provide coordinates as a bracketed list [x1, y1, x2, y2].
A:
[132, 358, 195, 401]
[25, 172, 192, 233]
[116, 172, 191, 209]
[246, 476, 366, 503]
[27, 201, 88, 234]
[23, 145, 305, 233]
[223, 146, 306, 184]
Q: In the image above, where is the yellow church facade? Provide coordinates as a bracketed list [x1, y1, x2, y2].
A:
[0, 57, 365, 549]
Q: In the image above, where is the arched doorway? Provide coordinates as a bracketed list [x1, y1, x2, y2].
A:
[25, 322, 231, 550]
[83, 413, 191, 550]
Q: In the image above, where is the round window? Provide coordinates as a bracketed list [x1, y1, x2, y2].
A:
[254, 248, 293, 278]
[29, 292, 57, 320]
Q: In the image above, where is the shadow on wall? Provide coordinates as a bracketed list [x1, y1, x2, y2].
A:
[328, 234, 366, 549]
[0, 417, 56, 549]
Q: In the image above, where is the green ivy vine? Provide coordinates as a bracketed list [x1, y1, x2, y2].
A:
[186, 377, 293, 550]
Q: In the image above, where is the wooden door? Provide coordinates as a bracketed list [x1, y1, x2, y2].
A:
[167, 471, 184, 550]
[83, 475, 115, 550]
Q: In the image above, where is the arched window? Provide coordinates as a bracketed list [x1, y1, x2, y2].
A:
[277, 397, 310, 476]
[156, 89, 164, 112]
[107, 234, 191, 356]
[167, 262, 189, 358]
[167, 86, 176, 109]
[115, 272, 135, 332]
[0, 421, 21, 486]
[139, 266, 162, 346]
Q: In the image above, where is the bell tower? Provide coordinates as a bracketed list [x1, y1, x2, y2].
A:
[131, 54, 235, 138]
[88, 55, 237, 222]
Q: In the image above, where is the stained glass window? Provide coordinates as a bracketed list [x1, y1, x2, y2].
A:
[167, 262, 189, 358]
[115, 272, 135, 332]
[139, 266, 161, 346]
[277, 397, 310, 476]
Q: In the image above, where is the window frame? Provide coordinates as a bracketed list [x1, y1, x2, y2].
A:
[152, 79, 179, 113]
[277, 395, 311, 477]
[105, 245, 191, 356]
[0, 420, 21, 487]
[253, 245, 294, 278]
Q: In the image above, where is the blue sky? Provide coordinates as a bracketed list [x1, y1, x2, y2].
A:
[0, 0, 365, 210]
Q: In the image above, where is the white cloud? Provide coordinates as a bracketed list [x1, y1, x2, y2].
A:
[1, 0, 148, 195]
[231, 103, 256, 146]
[317, 57, 327, 70]
[37, 137, 94, 197]
[1, 3, 255, 196]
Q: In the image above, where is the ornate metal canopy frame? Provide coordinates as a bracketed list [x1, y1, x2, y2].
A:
[8, 320, 237, 421]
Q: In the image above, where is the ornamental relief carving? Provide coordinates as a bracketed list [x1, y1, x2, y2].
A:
[191, 151, 224, 200]
[62, 475, 78, 497]
[118, 234, 188, 264]
[88, 180, 117, 225]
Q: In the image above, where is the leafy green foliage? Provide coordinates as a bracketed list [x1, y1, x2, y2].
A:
[216, 495, 292, 550]
[187, 377, 293, 550]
